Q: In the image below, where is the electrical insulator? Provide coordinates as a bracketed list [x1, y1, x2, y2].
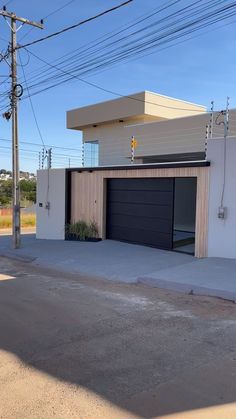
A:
[41, 149, 45, 169]
[48, 148, 52, 169]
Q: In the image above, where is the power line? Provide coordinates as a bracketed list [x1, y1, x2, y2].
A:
[17, 0, 236, 106]
[60, 0, 235, 81]
[0, 138, 83, 151]
[74, 0, 206, 67]
[19, 0, 79, 42]
[44, 0, 78, 20]
[19, 50, 46, 150]
[25, 48, 207, 113]
[3, 0, 14, 6]
[19, 0, 175, 81]
[17, 0, 202, 86]
[0, 144, 82, 158]
[21, 0, 227, 79]
[17, 0, 133, 50]
[2, 0, 214, 93]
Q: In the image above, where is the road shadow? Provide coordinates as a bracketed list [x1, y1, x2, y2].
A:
[0, 263, 236, 417]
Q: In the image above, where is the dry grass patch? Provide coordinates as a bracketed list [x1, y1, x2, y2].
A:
[0, 213, 36, 229]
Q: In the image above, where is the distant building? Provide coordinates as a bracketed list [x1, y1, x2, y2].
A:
[0, 170, 36, 181]
[0, 173, 12, 180]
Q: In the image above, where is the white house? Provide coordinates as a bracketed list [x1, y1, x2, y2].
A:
[37, 91, 236, 260]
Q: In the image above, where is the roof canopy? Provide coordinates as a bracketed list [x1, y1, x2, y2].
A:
[67, 91, 206, 130]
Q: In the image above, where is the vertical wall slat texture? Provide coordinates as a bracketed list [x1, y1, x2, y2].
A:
[70, 167, 209, 257]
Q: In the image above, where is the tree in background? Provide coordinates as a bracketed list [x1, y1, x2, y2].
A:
[0, 169, 11, 175]
[0, 180, 12, 206]
[20, 179, 36, 203]
[0, 179, 36, 207]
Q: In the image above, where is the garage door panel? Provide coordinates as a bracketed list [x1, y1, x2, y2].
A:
[107, 178, 174, 250]
[108, 202, 173, 219]
[109, 226, 172, 249]
[109, 190, 173, 206]
[108, 178, 173, 192]
[107, 213, 172, 234]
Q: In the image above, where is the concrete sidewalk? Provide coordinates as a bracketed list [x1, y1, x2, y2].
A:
[1, 234, 236, 301]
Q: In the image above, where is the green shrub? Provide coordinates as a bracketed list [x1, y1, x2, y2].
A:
[65, 220, 98, 240]
[89, 220, 99, 238]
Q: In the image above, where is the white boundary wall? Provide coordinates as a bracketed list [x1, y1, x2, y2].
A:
[207, 137, 236, 258]
[36, 169, 66, 240]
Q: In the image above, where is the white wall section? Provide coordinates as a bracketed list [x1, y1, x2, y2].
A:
[207, 137, 236, 258]
[36, 169, 66, 240]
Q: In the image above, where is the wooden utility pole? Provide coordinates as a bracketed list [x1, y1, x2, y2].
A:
[0, 8, 43, 248]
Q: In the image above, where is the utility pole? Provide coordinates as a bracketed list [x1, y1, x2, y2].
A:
[0, 8, 43, 248]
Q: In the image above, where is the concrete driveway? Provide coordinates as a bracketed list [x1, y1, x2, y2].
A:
[1, 234, 236, 301]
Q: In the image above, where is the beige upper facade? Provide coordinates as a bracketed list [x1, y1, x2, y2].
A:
[66, 91, 236, 166]
[67, 91, 206, 130]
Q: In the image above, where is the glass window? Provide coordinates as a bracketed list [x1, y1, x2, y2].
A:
[84, 141, 99, 167]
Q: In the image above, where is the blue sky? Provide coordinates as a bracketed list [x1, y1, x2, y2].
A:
[0, 0, 236, 172]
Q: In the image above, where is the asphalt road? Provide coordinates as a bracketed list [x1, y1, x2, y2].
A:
[1, 256, 236, 418]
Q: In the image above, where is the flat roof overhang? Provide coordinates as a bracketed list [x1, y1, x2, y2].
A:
[67, 91, 206, 130]
[66, 160, 210, 173]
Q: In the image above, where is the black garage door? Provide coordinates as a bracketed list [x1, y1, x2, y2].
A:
[106, 178, 174, 250]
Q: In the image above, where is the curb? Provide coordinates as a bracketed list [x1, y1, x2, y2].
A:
[138, 277, 236, 303]
[0, 251, 36, 263]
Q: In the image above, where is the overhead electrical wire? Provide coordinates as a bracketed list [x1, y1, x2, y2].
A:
[18, 0, 177, 81]
[0, 0, 135, 127]
[3, 0, 14, 7]
[1, 0, 236, 123]
[0, 138, 83, 152]
[53, 0, 235, 79]
[79, 0, 228, 65]
[43, 0, 78, 20]
[0, 146, 83, 170]
[16, 0, 236, 109]
[0, 0, 134, 114]
[70, 0, 211, 67]
[11, 1, 172, 97]
[20, 0, 230, 83]
[17, 0, 206, 85]
[0, 0, 230, 105]
[121, 14, 236, 66]
[0, 145, 82, 159]
[19, 0, 79, 42]
[17, 0, 133, 50]
[25, 48, 208, 113]
[19, 50, 47, 151]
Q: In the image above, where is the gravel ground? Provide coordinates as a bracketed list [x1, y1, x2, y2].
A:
[0, 256, 236, 418]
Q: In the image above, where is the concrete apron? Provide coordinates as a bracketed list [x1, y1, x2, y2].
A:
[0, 234, 236, 302]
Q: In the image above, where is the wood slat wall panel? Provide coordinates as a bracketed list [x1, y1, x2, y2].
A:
[70, 166, 209, 257]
